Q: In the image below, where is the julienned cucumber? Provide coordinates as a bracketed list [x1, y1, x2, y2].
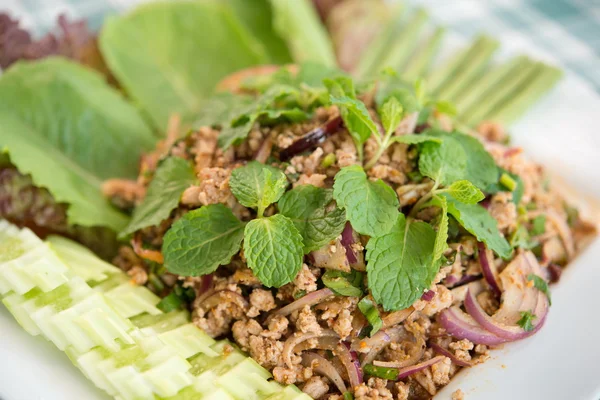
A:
[0, 220, 310, 400]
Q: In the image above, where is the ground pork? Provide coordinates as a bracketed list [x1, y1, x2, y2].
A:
[291, 148, 324, 174]
[232, 268, 262, 286]
[295, 173, 328, 188]
[193, 303, 238, 338]
[452, 389, 465, 400]
[368, 165, 407, 185]
[477, 121, 507, 143]
[196, 167, 233, 206]
[191, 127, 218, 172]
[232, 319, 262, 350]
[262, 315, 289, 340]
[488, 192, 517, 233]
[302, 376, 330, 399]
[431, 357, 452, 385]
[272, 365, 313, 385]
[422, 285, 453, 317]
[294, 264, 319, 293]
[449, 339, 474, 364]
[102, 178, 145, 210]
[354, 378, 393, 400]
[248, 335, 283, 369]
[247, 288, 276, 317]
[395, 382, 410, 400]
[296, 305, 322, 334]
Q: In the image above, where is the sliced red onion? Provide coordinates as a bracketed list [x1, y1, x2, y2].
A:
[310, 337, 363, 389]
[478, 242, 502, 298]
[438, 307, 509, 346]
[396, 355, 445, 380]
[446, 273, 482, 289]
[547, 263, 562, 283]
[421, 290, 435, 301]
[341, 222, 358, 264]
[311, 241, 351, 271]
[282, 329, 339, 368]
[199, 274, 214, 295]
[254, 137, 273, 164]
[342, 341, 363, 388]
[430, 343, 472, 367]
[545, 210, 575, 259]
[302, 352, 348, 394]
[198, 290, 249, 311]
[279, 116, 343, 161]
[382, 307, 415, 329]
[372, 336, 425, 369]
[275, 288, 335, 317]
[355, 327, 405, 366]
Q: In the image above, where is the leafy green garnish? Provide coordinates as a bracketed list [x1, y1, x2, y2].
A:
[99, 1, 267, 129]
[194, 92, 254, 129]
[527, 274, 552, 305]
[156, 292, 183, 313]
[278, 185, 346, 253]
[448, 131, 498, 190]
[486, 168, 524, 205]
[358, 297, 383, 335]
[418, 136, 467, 186]
[243, 214, 304, 287]
[517, 310, 536, 332]
[447, 180, 485, 204]
[531, 215, 546, 236]
[378, 96, 404, 136]
[322, 270, 364, 297]
[0, 58, 155, 230]
[162, 204, 245, 276]
[366, 213, 437, 311]
[121, 157, 197, 237]
[229, 161, 288, 217]
[443, 194, 512, 259]
[509, 225, 537, 250]
[333, 165, 400, 237]
[431, 195, 449, 264]
[268, 0, 337, 67]
[363, 364, 400, 381]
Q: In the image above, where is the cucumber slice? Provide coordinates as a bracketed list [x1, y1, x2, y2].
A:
[2, 292, 41, 335]
[104, 282, 162, 318]
[131, 310, 191, 334]
[265, 385, 312, 400]
[158, 323, 219, 358]
[217, 358, 279, 399]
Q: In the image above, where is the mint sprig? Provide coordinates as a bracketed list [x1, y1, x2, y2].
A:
[229, 161, 288, 217]
[333, 165, 400, 237]
[278, 185, 346, 253]
[447, 180, 485, 204]
[162, 204, 245, 276]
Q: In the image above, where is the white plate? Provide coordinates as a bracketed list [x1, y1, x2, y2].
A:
[2, 21, 600, 400]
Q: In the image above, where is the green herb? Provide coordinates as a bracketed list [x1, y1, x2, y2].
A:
[531, 215, 546, 236]
[447, 180, 485, 204]
[343, 392, 355, 400]
[443, 194, 512, 259]
[121, 157, 197, 237]
[333, 165, 400, 237]
[375, 74, 422, 115]
[509, 225, 537, 250]
[320, 153, 336, 168]
[366, 213, 437, 311]
[363, 364, 400, 380]
[358, 297, 384, 335]
[99, 1, 267, 130]
[268, 0, 337, 67]
[229, 161, 288, 218]
[323, 270, 364, 297]
[499, 172, 517, 192]
[243, 214, 304, 287]
[418, 136, 468, 186]
[527, 274, 552, 305]
[278, 185, 346, 253]
[565, 204, 579, 227]
[156, 292, 183, 313]
[294, 290, 307, 300]
[379, 96, 404, 137]
[431, 195, 449, 263]
[194, 92, 254, 128]
[434, 100, 458, 116]
[517, 310, 536, 332]
[0, 58, 155, 231]
[162, 204, 245, 276]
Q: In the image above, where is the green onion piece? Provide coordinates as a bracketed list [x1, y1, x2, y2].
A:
[358, 297, 383, 336]
[156, 292, 183, 313]
[148, 273, 164, 292]
[499, 173, 517, 191]
[530, 215, 546, 236]
[343, 392, 354, 400]
[294, 290, 307, 300]
[364, 364, 399, 380]
[321, 153, 336, 168]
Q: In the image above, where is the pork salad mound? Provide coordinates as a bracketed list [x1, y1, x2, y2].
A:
[107, 65, 596, 400]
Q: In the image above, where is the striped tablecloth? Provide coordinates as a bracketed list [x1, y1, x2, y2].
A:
[2, 0, 600, 91]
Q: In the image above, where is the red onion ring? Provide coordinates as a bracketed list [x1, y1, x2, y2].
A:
[275, 288, 335, 316]
[478, 242, 502, 298]
[421, 290, 435, 301]
[199, 274, 213, 295]
[302, 352, 348, 393]
[396, 355, 445, 380]
[282, 329, 339, 368]
[372, 335, 425, 369]
[430, 342, 472, 367]
[356, 327, 405, 366]
[341, 222, 358, 264]
[198, 290, 249, 311]
[382, 307, 415, 329]
[438, 307, 509, 346]
[310, 337, 363, 389]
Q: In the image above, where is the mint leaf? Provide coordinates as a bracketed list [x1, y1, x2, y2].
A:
[517, 310, 536, 332]
[378, 96, 403, 136]
[278, 185, 346, 253]
[447, 180, 485, 204]
[162, 204, 245, 276]
[527, 274, 552, 305]
[244, 214, 304, 287]
[375, 75, 421, 115]
[418, 137, 467, 186]
[333, 165, 400, 237]
[366, 213, 437, 311]
[229, 161, 288, 217]
[443, 194, 512, 259]
[121, 157, 196, 236]
[358, 297, 383, 335]
[217, 116, 257, 150]
[431, 195, 449, 263]
[451, 131, 498, 190]
[194, 92, 253, 128]
[330, 95, 377, 145]
[388, 134, 442, 145]
[322, 270, 364, 297]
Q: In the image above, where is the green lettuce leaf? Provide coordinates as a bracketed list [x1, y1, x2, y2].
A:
[0, 58, 155, 230]
[120, 157, 197, 237]
[99, 1, 267, 130]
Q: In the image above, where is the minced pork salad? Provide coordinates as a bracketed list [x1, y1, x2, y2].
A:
[101, 65, 595, 400]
